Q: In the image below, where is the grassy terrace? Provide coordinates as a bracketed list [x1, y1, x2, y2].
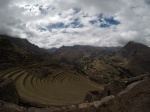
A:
[0, 69, 102, 105]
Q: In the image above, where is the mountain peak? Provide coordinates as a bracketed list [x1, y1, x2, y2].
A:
[123, 41, 148, 50]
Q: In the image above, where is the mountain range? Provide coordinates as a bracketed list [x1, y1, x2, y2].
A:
[0, 35, 150, 112]
[1, 35, 150, 77]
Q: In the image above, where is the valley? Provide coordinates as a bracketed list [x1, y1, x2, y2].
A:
[0, 35, 150, 112]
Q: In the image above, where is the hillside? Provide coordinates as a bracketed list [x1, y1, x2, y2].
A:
[52, 45, 121, 59]
[0, 35, 102, 106]
[0, 37, 150, 112]
[51, 45, 132, 84]
[113, 41, 150, 76]
[1, 36, 149, 84]
[0, 35, 50, 70]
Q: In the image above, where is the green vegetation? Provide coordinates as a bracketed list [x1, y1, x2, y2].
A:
[0, 69, 102, 105]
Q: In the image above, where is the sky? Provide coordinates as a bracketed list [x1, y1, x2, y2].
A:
[0, 0, 150, 48]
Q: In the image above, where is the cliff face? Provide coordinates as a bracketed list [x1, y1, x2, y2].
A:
[0, 78, 20, 104]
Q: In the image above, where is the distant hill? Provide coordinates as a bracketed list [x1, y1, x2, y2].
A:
[46, 47, 58, 53]
[53, 45, 121, 59]
[1, 35, 150, 80]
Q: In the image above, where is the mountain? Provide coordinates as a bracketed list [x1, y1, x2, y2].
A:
[0, 35, 50, 70]
[53, 45, 121, 59]
[0, 35, 48, 54]
[0, 37, 150, 111]
[1, 36, 149, 80]
[48, 45, 130, 83]
[46, 47, 58, 53]
[113, 41, 150, 76]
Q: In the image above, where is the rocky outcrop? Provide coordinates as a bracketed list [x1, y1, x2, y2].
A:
[0, 102, 27, 112]
[84, 90, 102, 102]
[80, 95, 115, 109]
[79, 74, 150, 112]
[95, 95, 115, 108]
[0, 78, 20, 104]
[99, 74, 150, 99]
[98, 77, 150, 112]
[100, 80, 125, 98]
[117, 80, 141, 96]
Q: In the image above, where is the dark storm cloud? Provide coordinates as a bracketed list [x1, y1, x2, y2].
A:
[145, 0, 150, 4]
[0, 0, 10, 7]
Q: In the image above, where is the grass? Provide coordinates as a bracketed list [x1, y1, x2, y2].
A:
[0, 68, 102, 105]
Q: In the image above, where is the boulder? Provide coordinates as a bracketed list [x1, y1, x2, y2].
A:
[117, 80, 141, 96]
[79, 103, 93, 108]
[84, 90, 102, 102]
[99, 80, 125, 99]
[99, 95, 115, 105]
[93, 95, 115, 108]
[0, 78, 20, 104]
[28, 107, 36, 112]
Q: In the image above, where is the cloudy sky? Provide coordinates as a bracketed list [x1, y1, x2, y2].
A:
[0, 0, 150, 48]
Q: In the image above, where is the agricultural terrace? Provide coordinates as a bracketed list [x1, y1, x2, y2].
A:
[0, 68, 102, 105]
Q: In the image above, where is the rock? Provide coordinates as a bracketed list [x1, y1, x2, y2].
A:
[79, 103, 93, 108]
[28, 107, 36, 112]
[117, 80, 141, 96]
[93, 95, 115, 108]
[64, 106, 97, 112]
[93, 101, 101, 108]
[99, 75, 148, 99]
[0, 102, 27, 112]
[0, 78, 20, 104]
[80, 95, 115, 109]
[98, 77, 150, 112]
[84, 90, 102, 102]
[100, 95, 115, 105]
[102, 80, 125, 97]
[68, 105, 77, 110]
[0, 100, 5, 105]
[34, 107, 61, 112]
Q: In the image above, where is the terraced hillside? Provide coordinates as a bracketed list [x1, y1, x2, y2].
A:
[0, 68, 102, 105]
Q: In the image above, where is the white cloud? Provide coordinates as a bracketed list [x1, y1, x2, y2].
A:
[0, 0, 150, 48]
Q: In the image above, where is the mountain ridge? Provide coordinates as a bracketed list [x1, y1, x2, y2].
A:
[113, 41, 150, 76]
[0, 35, 51, 70]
